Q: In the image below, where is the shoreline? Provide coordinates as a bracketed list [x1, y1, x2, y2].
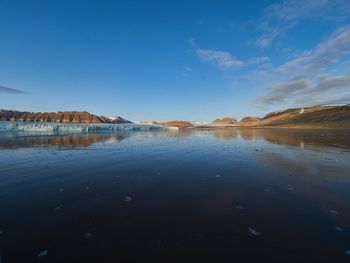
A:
[189, 125, 350, 130]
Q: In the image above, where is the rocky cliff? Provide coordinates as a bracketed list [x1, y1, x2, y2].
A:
[0, 109, 132, 124]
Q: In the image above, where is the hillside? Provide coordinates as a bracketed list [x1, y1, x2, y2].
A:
[243, 105, 350, 128]
[100, 115, 132, 124]
[200, 105, 350, 129]
[239, 116, 260, 126]
[210, 117, 239, 126]
[158, 121, 193, 128]
[2, 105, 349, 128]
[0, 109, 132, 124]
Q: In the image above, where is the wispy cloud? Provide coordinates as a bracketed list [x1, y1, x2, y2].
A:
[248, 56, 270, 65]
[253, 74, 350, 108]
[252, 25, 350, 108]
[0, 85, 29, 94]
[196, 49, 243, 70]
[253, 78, 310, 106]
[182, 66, 194, 77]
[313, 75, 350, 92]
[278, 25, 350, 72]
[256, 0, 350, 47]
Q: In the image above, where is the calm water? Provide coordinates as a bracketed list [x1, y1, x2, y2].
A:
[0, 129, 350, 262]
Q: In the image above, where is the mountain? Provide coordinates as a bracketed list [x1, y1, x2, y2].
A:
[100, 115, 132, 124]
[2, 104, 349, 128]
[241, 105, 350, 128]
[210, 117, 239, 126]
[202, 105, 350, 129]
[157, 121, 193, 128]
[0, 109, 132, 124]
[239, 116, 260, 126]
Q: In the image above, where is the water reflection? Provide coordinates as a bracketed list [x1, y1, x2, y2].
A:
[0, 128, 349, 150]
[0, 132, 129, 149]
[211, 128, 350, 149]
[0, 128, 350, 262]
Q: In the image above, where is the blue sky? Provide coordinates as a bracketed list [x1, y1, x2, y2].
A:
[1, 0, 350, 121]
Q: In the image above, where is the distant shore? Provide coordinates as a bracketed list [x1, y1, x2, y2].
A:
[1, 104, 350, 129]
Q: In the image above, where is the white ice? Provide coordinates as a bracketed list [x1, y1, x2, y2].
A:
[0, 121, 175, 133]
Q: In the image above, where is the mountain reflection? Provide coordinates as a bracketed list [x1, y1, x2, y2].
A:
[210, 128, 350, 149]
[0, 128, 349, 149]
[0, 132, 129, 149]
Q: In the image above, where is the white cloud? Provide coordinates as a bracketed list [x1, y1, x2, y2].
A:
[263, 0, 329, 23]
[196, 49, 243, 70]
[256, 28, 283, 48]
[256, 0, 350, 47]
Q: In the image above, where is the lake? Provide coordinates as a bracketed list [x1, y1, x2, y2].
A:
[0, 128, 350, 262]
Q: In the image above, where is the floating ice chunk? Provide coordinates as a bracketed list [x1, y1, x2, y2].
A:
[346, 250, 350, 256]
[38, 250, 48, 257]
[330, 210, 339, 214]
[215, 174, 222, 178]
[59, 188, 64, 192]
[334, 226, 343, 231]
[248, 228, 261, 236]
[54, 206, 60, 211]
[124, 196, 132, 202]
[85, 232, 93, 239]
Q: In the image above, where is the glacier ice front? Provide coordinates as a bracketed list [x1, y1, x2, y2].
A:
[0, 121, 177, 133]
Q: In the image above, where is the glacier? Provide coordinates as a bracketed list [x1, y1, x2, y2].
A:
[0, 121, 177, 133]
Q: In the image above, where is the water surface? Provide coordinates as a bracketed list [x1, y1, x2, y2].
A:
[0, 129, 350, 262]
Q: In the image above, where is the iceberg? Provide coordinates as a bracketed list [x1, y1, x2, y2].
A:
[0, 121, 177, 133]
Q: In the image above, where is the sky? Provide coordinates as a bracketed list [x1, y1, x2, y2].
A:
[1, 0, 350, 121]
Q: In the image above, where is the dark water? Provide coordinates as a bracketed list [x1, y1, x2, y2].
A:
[0, 129, 350, 262]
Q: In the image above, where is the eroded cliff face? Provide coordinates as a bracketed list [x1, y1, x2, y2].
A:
[0, 110, 132, 124]
[0, 110, 104, 123]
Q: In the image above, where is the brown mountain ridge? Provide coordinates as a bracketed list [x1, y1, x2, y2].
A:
[0, 109, 132, 124]
[241, 105, 350, 128]
[1, 105, 350, 128]
[198, 105, 350, 129]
